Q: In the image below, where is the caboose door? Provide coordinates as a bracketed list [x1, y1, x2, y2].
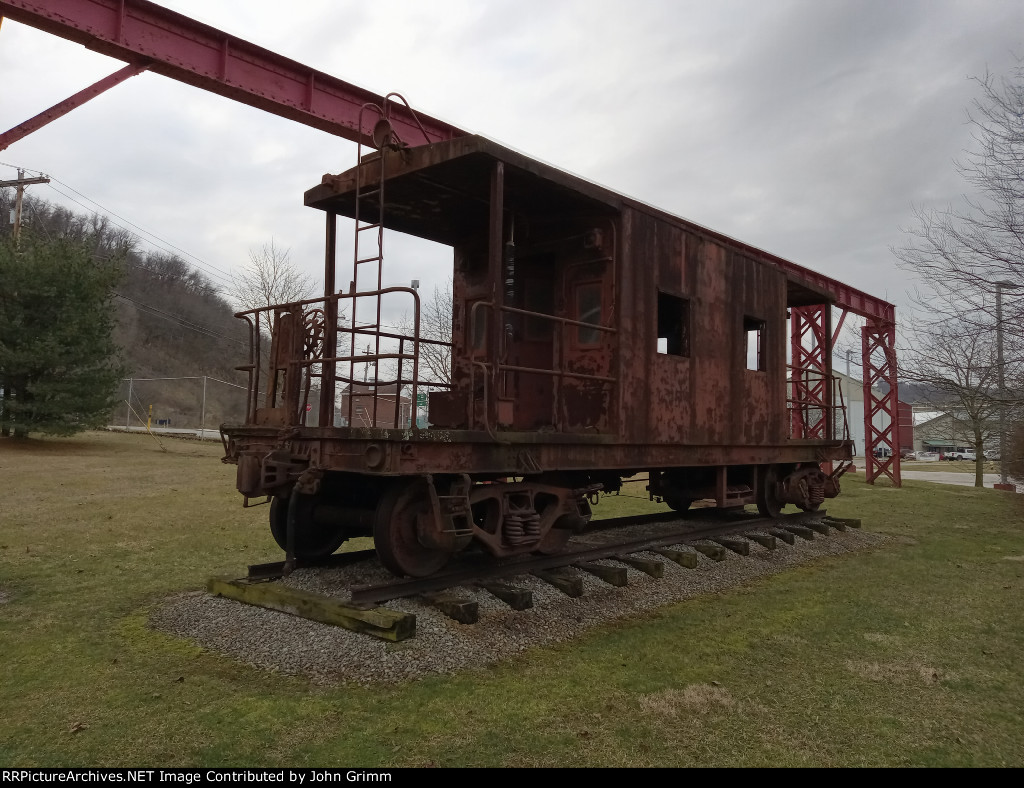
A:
[559, 257, 614, 433]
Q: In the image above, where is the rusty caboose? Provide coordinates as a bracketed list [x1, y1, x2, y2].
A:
[220, 134, 852, 577]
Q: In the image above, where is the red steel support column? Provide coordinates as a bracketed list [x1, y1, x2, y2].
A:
[862, 318, 902, 486]
[790, 305, 830, 440]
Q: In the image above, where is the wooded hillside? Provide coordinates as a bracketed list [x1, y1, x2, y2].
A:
[0, 188, 250, 430]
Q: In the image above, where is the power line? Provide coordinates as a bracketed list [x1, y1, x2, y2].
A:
[0, 161, 237, 289]
[113, 291, 246, 347]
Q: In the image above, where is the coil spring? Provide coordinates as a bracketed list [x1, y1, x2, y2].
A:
[503, 506, 541, 545]
[808, 479, 826, 507]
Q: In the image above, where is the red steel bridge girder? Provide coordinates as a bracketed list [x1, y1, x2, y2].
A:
[0, 0, 465, 149]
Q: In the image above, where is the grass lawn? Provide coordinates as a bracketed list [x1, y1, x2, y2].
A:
[1, 431, 1023, 767]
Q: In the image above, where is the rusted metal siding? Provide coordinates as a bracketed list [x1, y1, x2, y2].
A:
[616, 209, 789, 451]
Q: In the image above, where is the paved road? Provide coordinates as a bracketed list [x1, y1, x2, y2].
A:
[107, 425, 220, 441]
[899, 470, 1022, 493]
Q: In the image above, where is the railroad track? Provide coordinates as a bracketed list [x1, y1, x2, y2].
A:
[208, 510, 861, 641]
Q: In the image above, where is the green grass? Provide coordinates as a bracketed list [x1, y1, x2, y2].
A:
[1, 431, 1023, 766]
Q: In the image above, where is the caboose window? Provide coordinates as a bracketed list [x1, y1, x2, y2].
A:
[576, 283, 602, 345]
[745, 316, 766, 371]
[469, 301, 489, 352]
[657, 291, 690, 357]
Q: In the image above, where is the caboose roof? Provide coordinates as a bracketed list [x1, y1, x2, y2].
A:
[305, 134, 836, 306]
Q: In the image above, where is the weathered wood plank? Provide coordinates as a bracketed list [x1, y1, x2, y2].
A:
[806, 521, 831, 535]
[207, 577, 415, 641]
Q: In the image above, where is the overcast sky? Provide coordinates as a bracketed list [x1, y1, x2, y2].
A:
[2, 0, 1022, 348]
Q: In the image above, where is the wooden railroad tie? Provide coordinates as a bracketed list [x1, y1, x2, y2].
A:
[575, 561, 629, 587]
[653, 548, 699, 569]
[477, 581, 533, 610]
[783, 525, 815, 541]
[420, 592, 479, 624]
[806, 521, 831, 535]
[823, 516, 861, 530]
[208, 577, 415, 642]
[711, 537, 749, 556]
[744, 533, 777, 550]
[768, 527, 796, 545]
[532, 568, 585, 597]
[693, 543, 727, 562]
[613, 554, 665, 578]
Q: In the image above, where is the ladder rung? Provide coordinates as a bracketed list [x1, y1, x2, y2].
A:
[356, 222, 382, 231]
[355, 256, 382, 265]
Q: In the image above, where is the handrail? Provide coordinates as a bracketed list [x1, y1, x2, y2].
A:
[786, 365, 849, 442]
[240, 285, 451, 429]
[468, 300, 617, 433]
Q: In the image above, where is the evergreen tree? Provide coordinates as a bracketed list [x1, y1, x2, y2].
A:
[0, 232, 126, 437]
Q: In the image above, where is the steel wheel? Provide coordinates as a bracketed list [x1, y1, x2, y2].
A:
[373, 480, 452, 577]
[269, 493, 348, 560]
[664, 493, 692, 514]
[756, 465, 784, 519]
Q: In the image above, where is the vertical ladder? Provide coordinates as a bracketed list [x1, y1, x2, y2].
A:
[347, 106, 390, 428]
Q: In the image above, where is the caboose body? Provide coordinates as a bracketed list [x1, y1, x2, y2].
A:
[221, 135, 852, 577]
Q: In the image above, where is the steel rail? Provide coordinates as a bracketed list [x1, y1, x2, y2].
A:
[347, 509, 828, 605]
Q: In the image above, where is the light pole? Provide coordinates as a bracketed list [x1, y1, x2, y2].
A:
[995, 280, 1021, 487]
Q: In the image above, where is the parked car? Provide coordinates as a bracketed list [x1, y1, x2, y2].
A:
[984, 449, 1000, 461]
[946, 450, 976, 461]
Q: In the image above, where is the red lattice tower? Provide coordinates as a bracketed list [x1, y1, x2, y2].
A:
[790, 305, 830, 440]
[862, 318, 901, 485]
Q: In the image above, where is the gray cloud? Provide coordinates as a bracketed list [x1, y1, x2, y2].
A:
[2, 0, 1021, 323]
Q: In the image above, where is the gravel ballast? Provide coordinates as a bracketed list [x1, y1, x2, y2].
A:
[149, 523, 887, 685]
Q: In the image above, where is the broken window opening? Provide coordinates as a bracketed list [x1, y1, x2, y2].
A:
[744, 316, 766, 371]
[657, 291, 690, 357]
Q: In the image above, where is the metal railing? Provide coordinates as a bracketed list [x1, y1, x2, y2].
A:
[235, 286, 451, 430]
[787, 365, 850, 442]
[467, 300, 617, 435]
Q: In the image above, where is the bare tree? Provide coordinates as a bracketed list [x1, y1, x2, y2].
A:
[230, 240, 316, 333]
[901, 312, 1014, 487]
[412, 279, 453, 386]
[893, 61, 1024, 337]
[893, 61, 1024, 482]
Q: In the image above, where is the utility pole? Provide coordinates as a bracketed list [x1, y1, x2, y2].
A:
[995, 281, 1021, 489]
[0, 169, 51, 243]
[200, 375, 207, 438]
